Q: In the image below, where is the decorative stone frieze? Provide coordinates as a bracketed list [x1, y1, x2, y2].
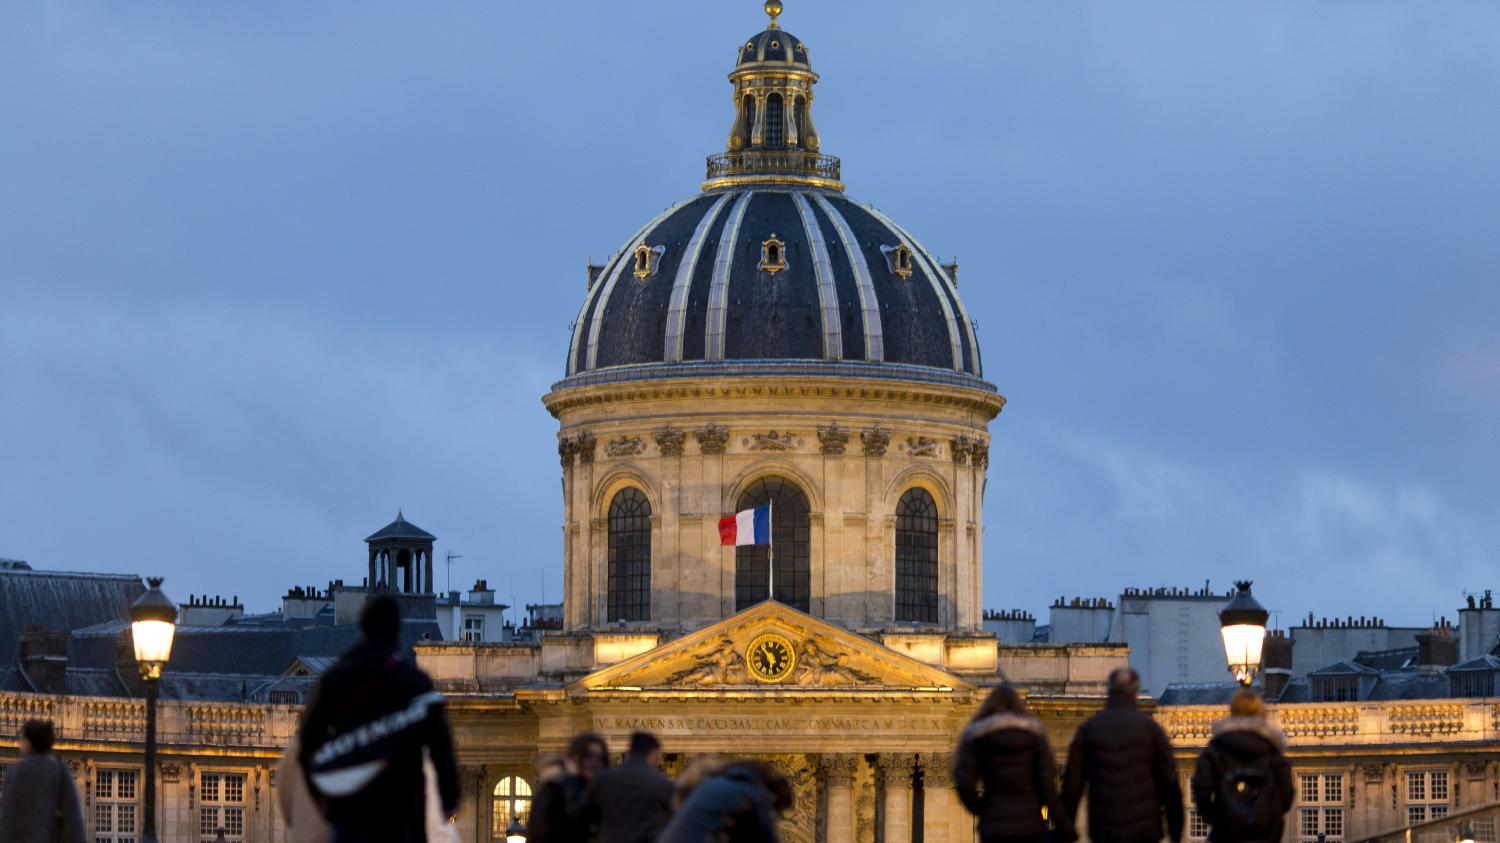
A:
[920, 753, 954, 787]
[903, 436, 939, 458]
[747, 431, 798, 451]
[605, 436, 645, 458]
[817, 423, 850, 455]
[694, 424, 730, 455]
[950, 435, 973, 465]
[860, 426, 890, 456]
[654, 425, 687, 456]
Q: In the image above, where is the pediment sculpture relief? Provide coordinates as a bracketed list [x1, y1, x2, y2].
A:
[664, 638, 750, 686]
[792, 639, 880, 687]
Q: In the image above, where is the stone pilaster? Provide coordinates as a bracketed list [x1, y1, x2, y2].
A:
[878, 753, 916, 843]
[823, 754, 858, 843]
[921, 753, 954, 843]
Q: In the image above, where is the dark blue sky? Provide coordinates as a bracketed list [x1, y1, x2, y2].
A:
[3, 2, 1497, 626]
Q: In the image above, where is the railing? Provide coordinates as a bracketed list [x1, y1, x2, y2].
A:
[705, 150, 842, 183]
[1350, 800, 1500, 843]
[1, 691, 297, 749]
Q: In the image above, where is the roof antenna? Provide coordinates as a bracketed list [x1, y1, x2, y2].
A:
[444, 551, 463, 594]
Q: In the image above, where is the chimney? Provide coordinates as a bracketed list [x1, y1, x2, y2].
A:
[17, 625, 69, 695]
[1415, 625, 1459, 671]
[1261, 630, 1295, 700]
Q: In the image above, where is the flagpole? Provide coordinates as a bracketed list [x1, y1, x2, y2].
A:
[767, 499, 775, 602]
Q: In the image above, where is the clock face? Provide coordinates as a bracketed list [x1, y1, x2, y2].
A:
[746, 633, 796, 683]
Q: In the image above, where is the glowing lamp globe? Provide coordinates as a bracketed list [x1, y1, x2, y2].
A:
[1219, 581, 1269, 686]
[130, 577, 177, 681]
[506, 819, 528, 843]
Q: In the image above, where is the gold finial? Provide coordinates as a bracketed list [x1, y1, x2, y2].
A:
[765, 0, 782, 29]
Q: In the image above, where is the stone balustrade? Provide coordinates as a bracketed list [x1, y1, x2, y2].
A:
[0, 691, 298, 750]
[1156, 699, 1500, 748]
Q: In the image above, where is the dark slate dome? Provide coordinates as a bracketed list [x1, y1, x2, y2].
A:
[565, 189, 982, 380]
[737, 28, 809, 69]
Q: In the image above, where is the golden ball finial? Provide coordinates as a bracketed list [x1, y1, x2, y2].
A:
[765, 0, 783, 28]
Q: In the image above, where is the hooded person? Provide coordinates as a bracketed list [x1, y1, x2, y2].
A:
[528, 732, 609, 843]
[954, 685, 1076, 843]
[656, 759, 792, 843]
[1190, 690, 1295, 843]
[1062, 668, 1185, 843]
[298, 596, 459, 843]
[0, 720, 87, 843]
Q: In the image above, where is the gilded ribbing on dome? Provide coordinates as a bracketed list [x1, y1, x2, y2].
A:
[705, 191, 755, 361]
[812, 192, 883, 362]
[791, 191, 845, 360]
[664, 192, 735, 363]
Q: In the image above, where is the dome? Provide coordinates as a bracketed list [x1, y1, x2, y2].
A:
[565, 189, 982, 381]
[737, 29, 809, 69]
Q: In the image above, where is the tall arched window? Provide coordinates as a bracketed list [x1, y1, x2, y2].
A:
[895, 487, 939, 624]
[735, 477, 811, 612]
[764, 93, 785, 148]
[607, 488, 651, 622]
[491, 776, 532, 840]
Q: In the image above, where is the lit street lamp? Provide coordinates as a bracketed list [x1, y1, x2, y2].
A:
[1219, 580, 1269, 686]
[1457, 824, 1476, 843]
[130, 577, 177, 843]
[506, 819, 529, 843]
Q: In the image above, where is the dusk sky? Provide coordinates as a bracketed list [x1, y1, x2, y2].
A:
[3, 2, 1497, 628]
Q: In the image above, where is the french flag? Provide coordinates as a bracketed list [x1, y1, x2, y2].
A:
[718, 505, 771, 546]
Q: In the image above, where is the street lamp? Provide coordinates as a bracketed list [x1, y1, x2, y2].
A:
[130, 577, 176, 843]
[1219, 580, 1269, 686]
[506, 819, 528, 843]
[1456, 824, 1476, 843]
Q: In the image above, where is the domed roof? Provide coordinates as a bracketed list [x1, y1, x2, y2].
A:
[565, 189, 982, 381]
[737, 28, 809, 70]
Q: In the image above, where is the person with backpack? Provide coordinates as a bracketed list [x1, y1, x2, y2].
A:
[954, 684, 1076, 843]
[0, 719, 87, 843]
[1061, 668, 1184, 843]
[1190, 689, 1294, 843]
[580, 731, 673, 843]
[298, 596, 460, 843]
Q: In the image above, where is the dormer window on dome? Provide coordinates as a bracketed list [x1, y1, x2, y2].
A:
[760, 234, 787, 274]
[633, 244, 665, 279]
[882, 244, 914, 279]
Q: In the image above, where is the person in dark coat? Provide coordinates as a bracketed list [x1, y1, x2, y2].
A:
[298, 596, 460, 843]
[1190, 690, 1294, 843]
[0, 719, 87, 843]
[955, 685, 1076, 843]
[529, 732, 609, 843]
[580, 731, 673, 843]
[1062, 668, 1184, 843]
[656, 759, 792, 843]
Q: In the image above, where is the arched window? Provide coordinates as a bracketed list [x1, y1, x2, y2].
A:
[491, 776, 532, 840]
[607, 488, 651, 622]
[764, 93, 785, 148]
[895, 487, 939, 624]
[735, 477, 811, 612]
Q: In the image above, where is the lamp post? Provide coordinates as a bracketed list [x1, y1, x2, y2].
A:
[1456, 824, 1476, 843]
[1219, 580, 1269, 686]
[506, 819, 529, 843]
[130, 577, 177, 843]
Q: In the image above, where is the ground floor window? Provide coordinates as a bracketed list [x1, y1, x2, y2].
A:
[492, 775, 533, 839]
[95, 768, 139, 843]
[1298, 772, 1344, 843]
[1404, 770, 1449, 825]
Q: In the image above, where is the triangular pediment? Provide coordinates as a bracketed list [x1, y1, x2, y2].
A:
[574, 601, 973, 693]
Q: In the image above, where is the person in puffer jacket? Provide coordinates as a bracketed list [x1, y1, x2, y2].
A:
[1190, 690, 1294, 843]
[954, 684, 1076, 843]
[1062, 668, 1184, 843]
[655, 760, 792, 843]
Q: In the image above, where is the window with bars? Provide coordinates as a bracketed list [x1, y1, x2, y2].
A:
[1312, 675, 1361, 702]
[1405, 770, 1450, 825]
[734, 477, 811, 612]
[199, 772, 246, 842]
[1298, 772, 1345, 843]
[1185, 776, 1209, 841]
[764, 93, 785, 148]
[895, 487, 939, 624]
[1452, 670, 1496, 697]
[606, 488, 652, 622]
[95, 768, 139, 843]
[463, 615, 485, 642]
[491, 775, 533, 839]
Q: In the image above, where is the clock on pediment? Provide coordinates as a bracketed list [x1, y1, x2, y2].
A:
[746, 632, 796, 683]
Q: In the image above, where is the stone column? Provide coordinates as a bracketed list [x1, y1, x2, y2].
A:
[921, 753, 954, 843]
[824, 754, 858, 843]
[878, 754, 916, 843]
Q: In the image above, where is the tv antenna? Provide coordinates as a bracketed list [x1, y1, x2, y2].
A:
[444, 551, 463, 593]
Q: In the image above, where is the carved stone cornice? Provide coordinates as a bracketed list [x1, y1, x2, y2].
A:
[695, 424, 730, 455]
[605, 436, 645, 458]
[817, 422, 850, 455]
[654, 425, 687, 456]
[860, 425, 891, 456]
[920, 753, 954, 787]
[903, 436, 939, 458]
[876, 753, 917, 786]
[575, 433, 597, 464]
[746, 431, 798, 451]
[822, 753, 858, 786]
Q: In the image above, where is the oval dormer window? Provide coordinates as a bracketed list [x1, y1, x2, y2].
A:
[760, 234, 787, 274]
[633, 244, 665, 279]
[881, 244, 914, 279]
